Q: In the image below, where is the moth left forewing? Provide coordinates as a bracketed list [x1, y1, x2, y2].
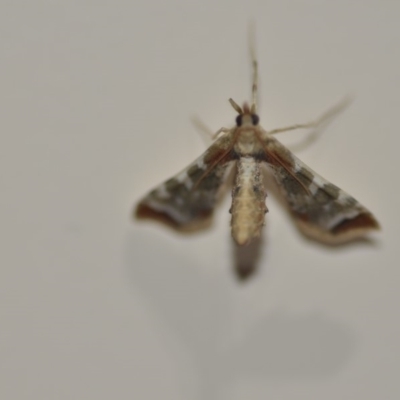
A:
[135, 130, 236, 232]
[258, 131, 380, 244]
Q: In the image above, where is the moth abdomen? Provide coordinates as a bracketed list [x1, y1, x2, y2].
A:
[230, 157, 267, 246]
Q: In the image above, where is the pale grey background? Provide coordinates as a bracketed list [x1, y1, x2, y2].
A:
[1, 1, 399, 399]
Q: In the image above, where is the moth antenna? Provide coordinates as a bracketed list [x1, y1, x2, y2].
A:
[248, 21, 258, 113]
[229, 98, 243, 114]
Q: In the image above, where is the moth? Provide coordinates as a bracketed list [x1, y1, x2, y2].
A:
[135, 38, 379, 247]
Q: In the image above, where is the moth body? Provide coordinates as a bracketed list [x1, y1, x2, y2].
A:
[230, 156, 267, 245]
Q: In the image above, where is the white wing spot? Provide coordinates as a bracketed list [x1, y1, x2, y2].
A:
[155, 184, 170, 199]
[146, 199, 189, 224]
[310, 175, 326, 195]
[196, 159, 206, 169]
[327, 208, 361, 230]
[176, 170, 194, 190]
[293, 161, 302, 173]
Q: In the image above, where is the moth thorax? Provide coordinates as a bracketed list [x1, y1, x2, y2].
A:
[236, 130, 262, 156]
[230, 157, 267, 245]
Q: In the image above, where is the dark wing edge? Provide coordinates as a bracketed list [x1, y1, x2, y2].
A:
[258, 133, 380, 244]
[135, 133, 236, 232]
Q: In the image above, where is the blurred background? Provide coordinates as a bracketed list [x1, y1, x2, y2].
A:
[0, 1, 398, 399]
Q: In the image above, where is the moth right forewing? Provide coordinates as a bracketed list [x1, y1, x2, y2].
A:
[257, 131, 379, 244]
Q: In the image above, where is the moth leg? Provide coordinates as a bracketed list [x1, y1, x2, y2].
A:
[212, 127, 231, 139]
[191, 116, 215, 145]
[191, 116, 230, 144]
[267, 97, 352, 135]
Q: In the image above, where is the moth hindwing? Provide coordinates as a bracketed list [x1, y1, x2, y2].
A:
[135, 38, 379, 246]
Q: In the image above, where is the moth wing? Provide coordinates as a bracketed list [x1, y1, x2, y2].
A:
[259, 133, 380, 244]
[135, 132, 236, 231]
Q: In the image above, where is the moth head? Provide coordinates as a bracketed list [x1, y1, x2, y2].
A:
[229, 99, 260, 127]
